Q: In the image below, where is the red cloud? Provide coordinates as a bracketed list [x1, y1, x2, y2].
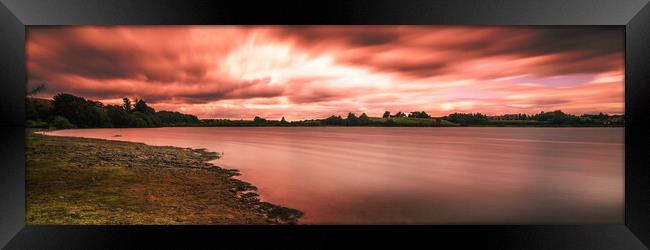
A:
[27, 26, 624, 120]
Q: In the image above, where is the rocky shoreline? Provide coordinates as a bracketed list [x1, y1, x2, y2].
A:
[26, 131, 303, 224]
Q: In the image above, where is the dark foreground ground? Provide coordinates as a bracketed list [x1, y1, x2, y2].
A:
[25, 131, 303, 225]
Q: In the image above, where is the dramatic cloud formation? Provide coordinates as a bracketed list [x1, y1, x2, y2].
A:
[27, 26, 624, 120]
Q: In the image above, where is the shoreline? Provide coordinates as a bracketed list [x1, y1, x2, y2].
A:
[119, 124, 625, 128]
[26, 130, 303, 225]
[35, 125, 625, 133]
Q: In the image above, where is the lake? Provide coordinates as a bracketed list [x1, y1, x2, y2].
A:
[43, 127, 624, 224]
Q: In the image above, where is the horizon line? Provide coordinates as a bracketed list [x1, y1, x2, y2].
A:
[27, 95, 625, 121]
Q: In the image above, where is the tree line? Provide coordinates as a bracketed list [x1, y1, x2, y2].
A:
[382, 111, 431, 119]
[322, 113, 371, 126]
[445, 110, 624, 126]
[26, 93, 200, 129]
[26, 93, 623, 129]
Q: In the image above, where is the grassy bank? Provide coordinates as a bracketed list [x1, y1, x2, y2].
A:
[26, 131, 303, 224]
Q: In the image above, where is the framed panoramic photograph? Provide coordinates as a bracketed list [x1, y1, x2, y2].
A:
[1, 0, 649, 249]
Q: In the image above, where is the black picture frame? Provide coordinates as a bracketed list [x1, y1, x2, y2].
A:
[1, 0, 648, 248]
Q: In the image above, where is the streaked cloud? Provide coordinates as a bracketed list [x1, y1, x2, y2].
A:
[27, 26, 624, 120]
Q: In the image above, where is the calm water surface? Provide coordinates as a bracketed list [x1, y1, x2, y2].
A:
[44, 127, 624, 224]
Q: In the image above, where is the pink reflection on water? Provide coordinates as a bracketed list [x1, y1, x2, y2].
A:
[43, 127, 624, 224]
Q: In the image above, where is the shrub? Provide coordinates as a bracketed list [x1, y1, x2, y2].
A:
[51, 116, 76, 129]
[27, 119, 49, 128]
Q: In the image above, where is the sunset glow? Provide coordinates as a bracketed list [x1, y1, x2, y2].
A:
[27, 26, 624, 120]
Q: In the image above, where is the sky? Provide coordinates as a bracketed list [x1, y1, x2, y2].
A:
[27, 26, 624, 120]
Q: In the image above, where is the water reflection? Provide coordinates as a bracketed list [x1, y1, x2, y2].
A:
[44, 127, 624, 224]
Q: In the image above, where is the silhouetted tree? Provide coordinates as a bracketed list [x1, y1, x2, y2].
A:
[134, 99, 155, 114]
[531, 110, 581, 125]
[382, 111, 391, 118]
[129, 113, 149, 127]
[408, 111, 431, 118]
[106, 105, 132, 127]
[132, 111, 160, 127]
[123, 98, 132, 112]
[253, 116, 267, 124]
[25, 97, 52, 124]
[447, 112, 488, 125]
[156, 111, 200, 125]
[51, 93, 112, 128]
[346, 112, 360, 126]
[26, 83, 46, 96]
[359, 113, 370, 124]
[322, 115, 344, 125]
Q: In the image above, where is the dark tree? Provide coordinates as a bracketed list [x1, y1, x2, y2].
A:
[447, 112, 488, 125]
[253, 116, 267, 124]
[408, 111, 431, 118]
[25, 99, 38, 121]
[25, 97, 52, 125]
[346, 112, 360, 126]
[106, 105, 132, 127]
[51, 93, 108, 128]
[51, 116, 75, 129]
[132, 111, 160, 127]
[382, 111, 391, 118]
[134, 99, 155, 114]
[531, 110, 581, 125]
[123, 98, 132, 112]
[156, 111, 200, 125]
[322, 115, 344, 125]
[129, 112, 149, 127]
[26, 83, 46, 96]
[27, 93, 206, 129]
[93, 107, 114, 128]
[359, 113, 370, 124]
